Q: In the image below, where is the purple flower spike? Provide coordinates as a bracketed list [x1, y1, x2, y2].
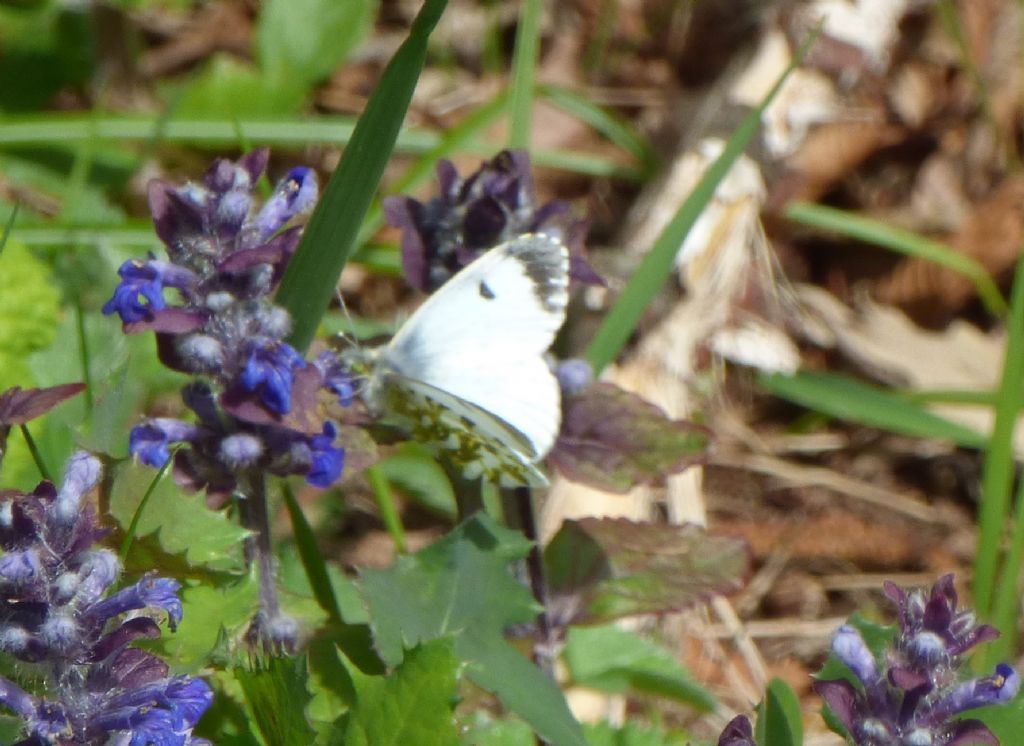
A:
[384, 149, 594, 291]
[817, 575, 1020, 746]
[0, 454, 212, 744]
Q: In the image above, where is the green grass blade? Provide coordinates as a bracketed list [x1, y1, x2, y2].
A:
[0, 202, 19, 255]
[989, 474, 1024, 663]
[538, 83, 656, 171]
[281, 483, 342, 625]
[119, 454, 175, 561]
[18, 425, 51, 482]
[974, 254, 1024, 617]
[785, 201, 1009, 317]
[276, 0, 449, 353]
[584, 32, 819, 374]
[758, 371, 988, 448]
[508, 0, 542, 149]
[366, 464, 407, 554]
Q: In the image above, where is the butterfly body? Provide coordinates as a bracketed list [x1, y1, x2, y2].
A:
[357, 234, 570, 486]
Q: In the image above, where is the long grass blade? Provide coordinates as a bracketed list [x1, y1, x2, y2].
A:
[276, 0, 449, 353]
[585, 32, 820, 374]
[974, 253, 1024, 617]
[508, 0, 542, 149]
[785, 201, 1008, 317]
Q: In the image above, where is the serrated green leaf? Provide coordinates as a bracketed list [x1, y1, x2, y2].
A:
[306, 637, 356, 730]
[235, 656, 317, 746]
[258, 0, 376, 90]
[336, 639, 460, 746]
[564, 625, 715, 711]
[156, 575, 259, 672]
[359, 514, 586, 746]
[109, 461, 249, 572]
[0, 240, 60, 390]
[545, 518, 748, 625]
[756, 679, 802, 746]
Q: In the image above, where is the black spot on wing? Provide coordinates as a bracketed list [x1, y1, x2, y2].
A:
[479, 281, 496, 299]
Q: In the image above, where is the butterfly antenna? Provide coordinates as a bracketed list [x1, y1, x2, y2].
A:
[331, 285, 360, 350]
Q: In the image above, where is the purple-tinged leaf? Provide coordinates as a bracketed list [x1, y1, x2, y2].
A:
[126, 309, 208, 337]
[548, 383, 708, 493]
[544, 518, 748, 625]
[220, 366, 324, 435]
[0, 383, 85, 425]
[946, 720, 999, 746]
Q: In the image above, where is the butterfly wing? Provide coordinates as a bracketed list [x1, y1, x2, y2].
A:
[371, 233, 570, 469]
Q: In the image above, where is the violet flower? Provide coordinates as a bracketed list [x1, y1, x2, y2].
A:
[102, 150, 349, 494]
[815, 575, 1020, 746]
[0, 453, 212, 745]
[383, 149, 598, 291]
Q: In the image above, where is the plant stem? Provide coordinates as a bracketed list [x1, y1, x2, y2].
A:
[237, 473, 292, 651]
[512, 485, 555, 679]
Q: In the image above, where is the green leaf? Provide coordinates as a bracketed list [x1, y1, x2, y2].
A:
[461, 716, 535, 746]
[377, 442, 457, 520]
[277, 0, 449, 353]
[756, 679, 802, 746]
[0, 151, 126, 225]
[545, 518, 748, 625]
[0, 239, 60, 390]
[758, 371, 987, 449]
[157, 575, 259, 672]
[258, 0, 376, 90]
[171, 55, 305, 117]
[564, 625, 715, 711]
[359, 514, 586, 746]
[336, 639, 461, 746]
[109, 461, 249, 572]
[582, 722, 688, 746]
[276, 516, 384, 675]
[235, 656, 317, 746]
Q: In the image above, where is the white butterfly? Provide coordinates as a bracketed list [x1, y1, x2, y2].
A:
[350, 233, 570, 486]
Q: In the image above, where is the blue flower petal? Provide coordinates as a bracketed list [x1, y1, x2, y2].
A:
[306, 422, 344, 488]
[240, 341, 306, 414]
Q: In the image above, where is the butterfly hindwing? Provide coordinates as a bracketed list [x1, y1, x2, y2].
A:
[375, 372, 548, 487]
